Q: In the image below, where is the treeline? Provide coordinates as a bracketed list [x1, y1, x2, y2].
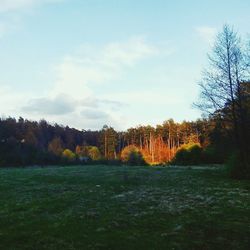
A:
[0, 116, 233, 167]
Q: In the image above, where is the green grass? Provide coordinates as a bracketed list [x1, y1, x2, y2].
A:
[0, 165, 249, 250]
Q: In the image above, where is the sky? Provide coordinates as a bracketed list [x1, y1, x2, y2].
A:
[0, 0, 249, 130]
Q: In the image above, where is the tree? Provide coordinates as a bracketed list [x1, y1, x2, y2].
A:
[99, 125, 118, 159]
[88, 146, 101, 160]
[48, 137, 64, 156]
[195, 24, 250, 178]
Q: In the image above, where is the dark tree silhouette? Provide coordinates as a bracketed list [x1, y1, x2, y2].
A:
[195, 24, 250, 178]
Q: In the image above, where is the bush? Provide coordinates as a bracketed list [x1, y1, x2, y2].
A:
[202, 146, 217, 163]
[172, 148, 189, 165]
[121, 145, 147, 166]
[87, 146, 101, 161]
[188, 144, 203, 164]
[76, 145, 101, 161]
[62, 149, 76, 161]
[227, 152, 250, 179]
[171, 143, 203, 165]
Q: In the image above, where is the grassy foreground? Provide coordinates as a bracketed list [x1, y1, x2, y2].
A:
[0, 165, 249, 250]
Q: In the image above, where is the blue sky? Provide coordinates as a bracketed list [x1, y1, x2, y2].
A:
[0, 0, 249, 130]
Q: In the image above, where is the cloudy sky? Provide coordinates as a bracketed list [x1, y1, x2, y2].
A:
[0, 0, 249, 130]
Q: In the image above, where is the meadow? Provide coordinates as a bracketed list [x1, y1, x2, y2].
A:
[0, 165, 249, 250]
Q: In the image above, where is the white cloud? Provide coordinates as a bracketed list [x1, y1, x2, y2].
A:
[80, 108, 109, 120]
[45, 37, 158, 128]
[102, 37, 158, 67]
[1, 37, 174, 130]
[0, 0, 63, 39]
[52, 37, 158, 99]
[0, 86, 119, 130]
[0, 0, 62, 12]
[0, 85, 33, 117]
[21, 94, 76, 115]
[2, 36, 178, 130]
[195, 26, 217, 44]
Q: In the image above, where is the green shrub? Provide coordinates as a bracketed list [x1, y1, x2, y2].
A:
[62, 149, 76, 161]
[188, 144, 203, 164]
[76, 145, 101, 161]
[227, 152, 250, 179]
[172, 148, 189, 165]
[172, 143, 203, 165]
[121, 145, 147, 166]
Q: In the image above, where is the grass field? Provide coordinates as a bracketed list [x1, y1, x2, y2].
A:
[0, 165, 249, 250]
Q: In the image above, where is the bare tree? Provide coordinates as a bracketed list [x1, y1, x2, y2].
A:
[195, 24, 250, 175]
